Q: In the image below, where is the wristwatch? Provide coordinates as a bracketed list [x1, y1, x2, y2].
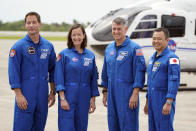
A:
[60, 97, 65, 101]
[166, 100, 172, 105]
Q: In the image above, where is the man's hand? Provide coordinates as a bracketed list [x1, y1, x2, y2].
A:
[14, 88, 28, 110]
[61, 98, 70, 110]
[48, 92, 55, 107]
[89, 97, 96, 113]
[102, 92, 107, 107]
[144, 99, 148, 115]
[162, 99, 172, 115]
[129, 88, 139, 109]
[48, 82, 56, 107]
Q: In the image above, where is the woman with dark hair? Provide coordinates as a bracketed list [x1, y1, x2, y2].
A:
[55, 24, 99, 131]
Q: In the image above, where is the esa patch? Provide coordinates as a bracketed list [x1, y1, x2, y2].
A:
[10, 49, 16, 57]
[170, 58, 179, 64]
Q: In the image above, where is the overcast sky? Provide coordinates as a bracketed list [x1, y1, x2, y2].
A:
[0, 0, 136, 24]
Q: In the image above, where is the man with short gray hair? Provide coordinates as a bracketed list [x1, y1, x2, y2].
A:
[101, 17, 146, 131]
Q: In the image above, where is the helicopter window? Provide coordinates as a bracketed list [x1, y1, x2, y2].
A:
[142, 15, 157, 20]
[130, 14, 157, 39]
[195, 20, 196, 35]
[162, 15, 185, 37]
[136, 21, 157, 29]
[130, 31, 153, 39]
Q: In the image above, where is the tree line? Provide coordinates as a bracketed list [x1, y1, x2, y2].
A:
[0, 19, 91, 31]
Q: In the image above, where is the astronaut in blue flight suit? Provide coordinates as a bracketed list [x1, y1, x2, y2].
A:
[8, 12, 56, 131]
[55, 24, 99, 131]
[101, 17, 146, 131]
[144, 28, 180, 131]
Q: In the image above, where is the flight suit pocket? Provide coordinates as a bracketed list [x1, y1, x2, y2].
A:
[59, 104, 75, 119]
[65, 84, 79, 104]
[161, 114, 170, 130]
[124, 109, 138, 130]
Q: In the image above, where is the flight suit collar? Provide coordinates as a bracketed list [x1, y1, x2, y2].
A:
[25, 34, 43, 45]
[114, 36, 129, 48]
[71, 47, 87, 54]
[153, 47, 170, 58]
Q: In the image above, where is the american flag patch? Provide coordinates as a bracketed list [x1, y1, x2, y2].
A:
[136, 49, 143, 56]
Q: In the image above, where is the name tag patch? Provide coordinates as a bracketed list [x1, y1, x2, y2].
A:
[84, 58, 92, 66]
[40, 49, 50, 59]
[117, 51, 128, 61]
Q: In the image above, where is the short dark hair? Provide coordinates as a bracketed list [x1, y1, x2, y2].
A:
[25, 11, 41, 23]
[153, 28, 169, 39]
[67, 24, 87, 50]
[113, 17, 127, 26]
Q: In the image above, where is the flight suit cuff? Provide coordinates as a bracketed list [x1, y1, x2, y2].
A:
[11, 84, 21, 90]
[49, 78, 54, 83]
[56, 85, 66, 92]
[101, 81, 108, 88]
[133, 83, 143, 89]
[146, 93, 148, 98]
[91, 91, 100, 97]
[166, 93, 176, 99]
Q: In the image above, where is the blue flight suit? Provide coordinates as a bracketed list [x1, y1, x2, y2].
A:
[101, 36, 146, 131]
[146, 47, 180, 131]
[8, 34, 56, 131]
[55, 47, 99, 131]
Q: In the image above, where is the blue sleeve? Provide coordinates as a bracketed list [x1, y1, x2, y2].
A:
[54, 53, 66, 92]
[90, 58, 100, 97]
[48, 45, 56, 83]
[101, 54, 108, 88]
[133, 47, 146, 89]
[8, 44, 22, 89]
[166, 57, 180, 99]
[146, 91, 148, 99]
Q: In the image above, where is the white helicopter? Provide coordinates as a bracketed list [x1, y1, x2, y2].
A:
[86, 0, 196, 72]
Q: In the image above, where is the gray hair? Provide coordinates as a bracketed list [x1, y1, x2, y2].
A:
[112, 17, 128, 26]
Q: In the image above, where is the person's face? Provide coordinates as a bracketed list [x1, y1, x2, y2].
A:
[112, 22, 127, 41]
[152, 31, 169, 52]
[71, 27, 85, 47]
[25, 15, 41, 35]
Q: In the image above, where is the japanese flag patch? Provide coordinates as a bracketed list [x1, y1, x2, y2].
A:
[170, 58, 179, 65]
[10, 49, 16, 57]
